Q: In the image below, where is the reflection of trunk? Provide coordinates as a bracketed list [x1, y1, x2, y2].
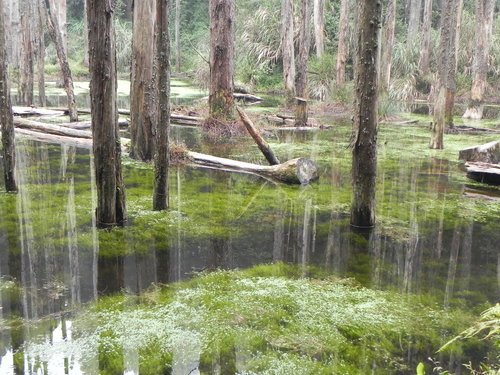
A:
[351, 0, 381, 228]
[313, 0, 324, 57]
[0, 0, 17, 192]
[458, 218, 473, 290]
[444, 224, 461, 308]
[379, 0, 396, 93]
[418, 0, 433, 74]
[294, 0, 310, 127]
[281, 0, 295, 104]
[301, 199, 312, 272]
[90, 151, 99, 300]
[462, 0, 495, 120]
[336, 0, 349, 85]
[403, 170, 419, 293]
[209, 238, 232, 269]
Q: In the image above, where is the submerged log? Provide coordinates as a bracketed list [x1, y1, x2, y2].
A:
[236, 106, 280, 165]
[459, 140, 500, 163]
[14, 118, 92, 138]
[188, 151, 319, 184]
[464, 162, 500, 185]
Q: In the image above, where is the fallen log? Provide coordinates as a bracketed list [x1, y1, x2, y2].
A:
[237, 106, 280, 165]
[14, 118, 92, 138]
[188, 151, 319, 184]
[459, 140, 500, 163]
[234, 93, 263, 103]
[13, 106, 66, 117]
[15, 128, 93, 148]
[464, 162, 500, 185]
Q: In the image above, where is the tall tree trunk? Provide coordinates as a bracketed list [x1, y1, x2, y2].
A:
[83, 0, 89, 67]
[153, 0, 171, 211]
[444, 0, 462, 126]
[6, 0, 21, 68]
[50, 0, 66, 52]
[19, 0, 34, 105]
[44, 0, 78, 121]
[294, 0, 310, 127]
[87, 0, 127, 228]
[418, 0, 433, 74]
[36, 0, 46, 107]
[281, 0, 295, 104]
[407, 0, 422, 45]
[129, 0, 157, 161]
[462, 0, 495, 120]
[0, 0, 17, 192]
[313, 0, 325, 57]
[209, 0, 235, 121]
[380, 0, 397, 93]
[351, 0, 381, 229]
[175, 0, 181, 73]
[336, 0, 349, 86]
[430, 0, 459, 149]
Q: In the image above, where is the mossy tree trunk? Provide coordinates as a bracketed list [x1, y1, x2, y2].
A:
[0, 0, 17, 192]
[19, 0, 34, 106]
[313, 0, 324, 57]
[335, 0, 349, 86]
[281, 0, 295, 105]
[380, 0, 396, 93]
[153, 0, 171, 211]
[462, 0, 495, 120]
[130, 0, 157, 161]
[209, 0, 235, 121]
[418, 0, 433, 74]
[351, 0, 381, 229]
[87, 0, 127, 228]
[430, 0, 459, 149]
[44, 0, 78, 122]
[294, 0, 310, 127]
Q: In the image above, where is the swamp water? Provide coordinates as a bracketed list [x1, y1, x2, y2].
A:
[1, 88, 499, 374]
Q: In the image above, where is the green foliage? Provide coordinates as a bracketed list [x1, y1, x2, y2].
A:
[308, 54, 337, 101]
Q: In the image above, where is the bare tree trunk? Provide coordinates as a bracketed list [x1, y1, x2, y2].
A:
[430, 0, 458, 149]
[444, 0, 462, 126]
[336, 0, 349, 86]
[407, 0, 422, 45]
[380, 0, 397, 93]
[87, 0, 127, 228]
[281, 0, 295, 104]
[0, 0, 17, 192]
[462, 0, 495, 120]
[153, 0, 171, 211]
[313, 0, 324, 57]
[294, 0, 310, 127]
[175, 0, 181, 73]
[209, 0, 235, 121]
[351, 0, 381, 229]
[83, 0, 89, 67]
[49, 0, 66, 52]
[36, 0, 46, 107]
[5, 0, 21, 68]
[19, 0, 34, 105]
[129, 0, 157, 161]
[44, 0, 78, 121]
[418, 0, 433, 74]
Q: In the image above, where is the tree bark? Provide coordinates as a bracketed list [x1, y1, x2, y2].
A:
[5, 0, 21, 68]
[380, 0, 397, 93]
[430, 0, 459, 148]
[313, 0, 325, 57]
[462, 0, 495, 120]
[418, 0, 433, 74]
[209, 0, 235, 121]
[281, 0, 295, 104]
[87, 0, 127, 228]
[129, 0, 157, 161]
[19, 0, 34, 106]
[36, 0, 46, 107]
[44, 0, 78, 122]
[153, 0, 171, 211]
[407, 0, 422, 45]
[294, 0, 310, 127]
[0, 0, 17, 192]
[336, 0, 349, 86]
[351, 0, 381, 229]
[83, 0, 89, 67]
[175, 0, 181, 73]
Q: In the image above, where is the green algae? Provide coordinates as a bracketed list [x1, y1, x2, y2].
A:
[24, 264, 482, 374]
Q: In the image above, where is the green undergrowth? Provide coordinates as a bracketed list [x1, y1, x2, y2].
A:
[25, 264, 479, 374]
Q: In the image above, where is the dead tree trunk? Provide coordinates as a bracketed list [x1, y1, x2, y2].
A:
[19, 0, 34, 106]
[281, 0, 295, 105]
[43, 0, 78, 122]
[336, 0, 349, 86]
[0, 0, 17, 192]
[36, 0, 46, 107]
[462, 0, 495, 120]
[418, 0, 433, 74]
[351, 0, 381, 228]
[295, 0, 310, 127]
[87, 0, 127, 228]
[153, 0, 171, 211]
[313, 0, 325, 57]
[129, 0, 157, 161]
[380, 0, 396, 93]
[209, 0, 235, 121]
